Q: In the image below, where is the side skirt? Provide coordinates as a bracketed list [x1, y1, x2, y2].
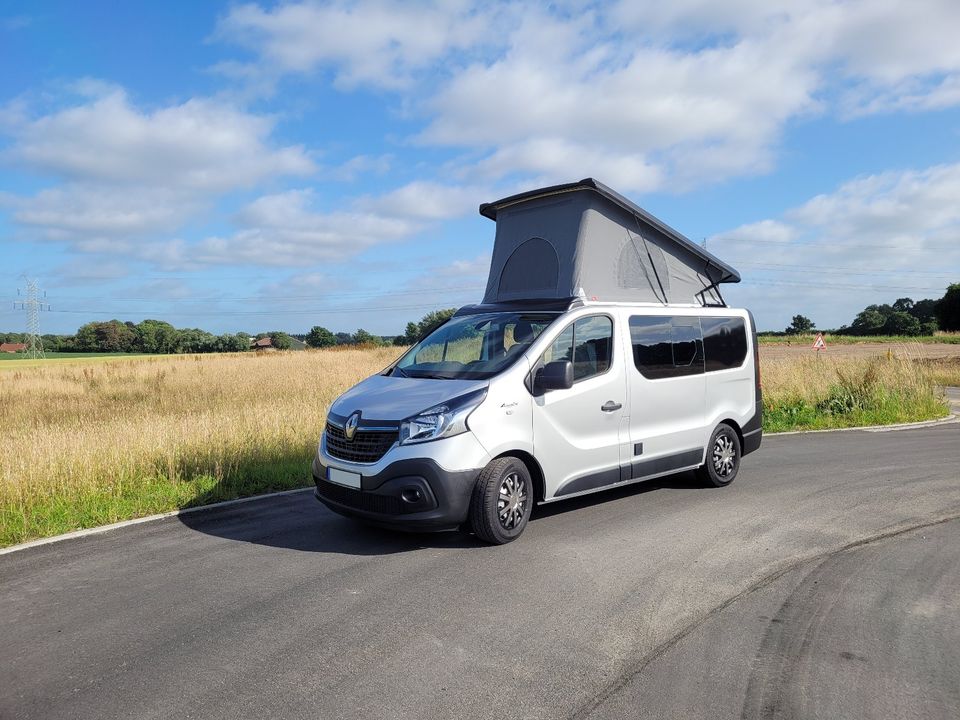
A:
[547, 447, 705, 501]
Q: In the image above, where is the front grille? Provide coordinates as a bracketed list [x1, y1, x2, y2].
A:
[324, 423, 398, 464]
[315, 479, 402, 515]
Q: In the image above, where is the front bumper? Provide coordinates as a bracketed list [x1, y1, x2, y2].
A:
[312, 455, 480, 531]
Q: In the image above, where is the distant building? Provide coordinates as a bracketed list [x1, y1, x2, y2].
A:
[251, 337, 276, 351]
[0, 342, 27, 353]
[250, 336, 307, 351]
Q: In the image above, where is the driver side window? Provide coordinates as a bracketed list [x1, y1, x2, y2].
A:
[540, 315, 614, 382]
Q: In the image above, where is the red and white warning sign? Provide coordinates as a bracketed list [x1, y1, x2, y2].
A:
[812, 332, 827, 351]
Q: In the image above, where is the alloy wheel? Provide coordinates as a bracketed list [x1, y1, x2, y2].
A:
[713, 434, 736, 477]
[497, 472, 527, 530]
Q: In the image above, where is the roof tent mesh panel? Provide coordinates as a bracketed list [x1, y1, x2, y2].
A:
[616, 233, 670, 302]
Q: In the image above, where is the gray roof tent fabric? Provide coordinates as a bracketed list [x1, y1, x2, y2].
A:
[479, 178, 740, 306]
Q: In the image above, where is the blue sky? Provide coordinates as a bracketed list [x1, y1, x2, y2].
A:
[2, 0, 960, 336]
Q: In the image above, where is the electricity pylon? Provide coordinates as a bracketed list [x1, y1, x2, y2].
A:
[18, 277, 47, 359]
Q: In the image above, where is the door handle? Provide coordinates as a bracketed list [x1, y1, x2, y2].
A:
[601, 401, 622, 412]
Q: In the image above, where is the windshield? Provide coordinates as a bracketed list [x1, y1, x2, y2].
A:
[393, 312, 559, 380]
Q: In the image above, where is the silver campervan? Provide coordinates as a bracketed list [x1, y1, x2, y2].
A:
[313, 179, 762, 544]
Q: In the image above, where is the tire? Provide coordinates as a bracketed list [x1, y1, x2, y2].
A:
[696, 423, 741, 487]
[469, 456, 533, 544]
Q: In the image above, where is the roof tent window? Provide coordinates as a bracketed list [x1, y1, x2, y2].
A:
[498, 237, 559, 296]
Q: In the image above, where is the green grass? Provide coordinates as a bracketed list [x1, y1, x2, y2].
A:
[0, 445, 312, 548]
[763, 393, 948, 432]
[762, 356, 950, 433]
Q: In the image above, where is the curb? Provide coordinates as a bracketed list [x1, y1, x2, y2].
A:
[768, 413, 958, 436]
[0, 486, 314, 557]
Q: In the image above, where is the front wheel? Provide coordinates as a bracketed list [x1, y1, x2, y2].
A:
[469, 457, 533, 544]
[696, 423, 741, 487]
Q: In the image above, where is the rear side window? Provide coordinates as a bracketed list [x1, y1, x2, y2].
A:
[669, 318, 704, 377]
[629, 316, 672, 378]
[540, 315, 613, 382]
[629, 316, 703, 379]
[701, 317, 748, 371]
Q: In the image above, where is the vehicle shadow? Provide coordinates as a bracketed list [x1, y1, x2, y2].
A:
[177, 471, 706, 556]
[530, 470, 704, 520]
[176, 491, 483, 556]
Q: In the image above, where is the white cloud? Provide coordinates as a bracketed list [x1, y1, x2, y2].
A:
[7, 87, 313, 190]
[11, 184, 202, 238]
[215, 0, 491, 90]
[217, 1, 960, 191]
[358, 180, 481, 220]
[423, 15, 819, 189]
[146, 189, 426, 268]
[713, 163, 960, 329]
[327, 153, 393, 182]
[1, 85, 319, 259]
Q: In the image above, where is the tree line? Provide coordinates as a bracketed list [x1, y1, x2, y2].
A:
[781, 283, 960, 336]
[302, 309, 457, 349]
[0, 310, 461, 355]
[0, 320, 252, 354]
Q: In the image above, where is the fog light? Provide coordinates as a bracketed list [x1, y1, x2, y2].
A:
[401, 488, 423, 503]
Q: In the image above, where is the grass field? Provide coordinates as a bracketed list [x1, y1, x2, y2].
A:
[2, 343, 956, 547]
[1, 348, 396, 547]
[759, 332, 960, 345]
[0, 352, 159, 369]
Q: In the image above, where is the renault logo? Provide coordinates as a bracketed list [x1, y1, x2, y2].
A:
[344, 411, 361, 441]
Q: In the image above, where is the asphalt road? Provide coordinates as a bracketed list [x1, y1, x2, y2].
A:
[2, 422, 959, 720]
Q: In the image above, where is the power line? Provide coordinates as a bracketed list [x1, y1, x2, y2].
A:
[735, 261, 959, 278]
[714, 236, 960, 251]
[743, 278, 946, 292]
[42, 300, 463, 318]
[21, 286, 486, 305]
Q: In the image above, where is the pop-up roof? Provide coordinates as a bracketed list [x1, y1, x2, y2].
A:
[479, 178, 740, 306]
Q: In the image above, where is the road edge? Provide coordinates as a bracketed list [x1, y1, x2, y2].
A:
[0, 486, 315, 556]
[6, 387, 959, 556]
[769, 413, 958, 436]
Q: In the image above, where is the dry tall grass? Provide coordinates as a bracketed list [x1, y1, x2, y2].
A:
[1, 345, 952, 546]
[1, 348, 397, 546]
[760, 346, 947, 431]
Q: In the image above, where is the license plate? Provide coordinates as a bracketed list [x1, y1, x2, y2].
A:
[327, 467, 361, 489]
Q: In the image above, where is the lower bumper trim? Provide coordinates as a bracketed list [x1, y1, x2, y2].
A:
[742, 428, 763, 456]
[312, 456, 479, 531]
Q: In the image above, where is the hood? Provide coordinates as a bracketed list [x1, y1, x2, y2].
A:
[329, 374, 489, 424]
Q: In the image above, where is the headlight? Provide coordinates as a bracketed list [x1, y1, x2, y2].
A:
[399, 388, 487, 445]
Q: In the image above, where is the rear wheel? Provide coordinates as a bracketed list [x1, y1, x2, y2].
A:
[469, 457, 533, 544]
[696, 423, 741, 487]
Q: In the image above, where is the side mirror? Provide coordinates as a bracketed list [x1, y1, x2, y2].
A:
[535, 360, 574, 393]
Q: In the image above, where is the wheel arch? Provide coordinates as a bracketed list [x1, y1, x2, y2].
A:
[494, 450, 546, 502]
[717, 418, 744, 450]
